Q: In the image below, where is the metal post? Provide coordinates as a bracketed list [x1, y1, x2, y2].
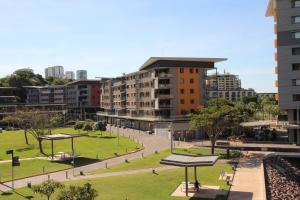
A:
[11, 152, 14, 190]
[72, 155, 75, 176]
[194, 166, 197, 182]
[117, 120, 120, 145]
[51, 140, 54, 160]
[170, 122, 173, 153]
[185, 167, 188, 196]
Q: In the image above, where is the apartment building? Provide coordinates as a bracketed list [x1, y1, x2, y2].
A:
[98, 57, 226, 136]
[65, 80, 101, 120]
[76, 70, 87, 80]
[206, 71, 256, 101]
[0, 87, 22, 104]
[45, 66, 64, 78]
[207, 89, 256, 101]
[206, 72, 241, 91]
[26, 85, 65, 105]
[266, 0, 300, 144]
[65, 71, 75, 80]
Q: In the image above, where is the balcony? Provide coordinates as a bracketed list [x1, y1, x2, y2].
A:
[274, 66, 278, 74]
[274, 39, 277, 48]
[158, 84, 172, 89]
[157, 73, 173, 78]
[157, 94, 173, 99]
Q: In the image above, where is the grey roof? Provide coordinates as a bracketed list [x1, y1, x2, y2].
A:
[39, 133, 85, 140]
[140, 57, 227, 70]
[240, 121, 272, 127]
[160, 154, 218, 167]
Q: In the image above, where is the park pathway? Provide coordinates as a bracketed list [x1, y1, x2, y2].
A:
[0, 126, 189, 192]
[228, 152, 267, 200]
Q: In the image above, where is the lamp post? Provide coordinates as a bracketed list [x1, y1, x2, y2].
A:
[169, 122, 174, 153]
[6, 149, 19, 190]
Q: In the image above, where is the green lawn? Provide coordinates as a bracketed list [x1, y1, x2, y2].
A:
[0, 164, 233, 200]
[90, 148, 238, 175]
[0, 128, 141, 181]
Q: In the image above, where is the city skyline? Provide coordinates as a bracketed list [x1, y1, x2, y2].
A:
[0, 0, 275, 92]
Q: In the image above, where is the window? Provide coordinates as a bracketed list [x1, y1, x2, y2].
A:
[180, 99, 185, 104]
[190, 68, 194, 73]
[293, 63, 300, 70]
[190, 99, 195, 104]
[292, 0, 300, 7]
[190, 89, 194, 94]
[292, 31, 300, 39]
[292, 47, 300, 55]
[195, 69, 199, 73]
[180, 68, 184, 73]
[292, 79, 300, 86]
[292, 16, 300, 24]
[293, 94, 300, 101]
[190, 79, 194, 84]
[180, 89, 184, 94]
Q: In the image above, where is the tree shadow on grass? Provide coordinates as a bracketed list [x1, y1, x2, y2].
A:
[52, 157, 100, 167]
[85, 135, 116, 139]
[0, 187, 33, 199]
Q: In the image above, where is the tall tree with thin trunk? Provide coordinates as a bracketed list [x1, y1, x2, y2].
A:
[190, 99, 241, 154]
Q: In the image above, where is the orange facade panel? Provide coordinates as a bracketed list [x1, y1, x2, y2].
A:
[275, 93, 279, 101]
[176, 67, 201, 115]
[275, 80, 278, 88]
[274, 23, 277, 34]
[274, 52, 278, 61]
[274, 39, 277, 48]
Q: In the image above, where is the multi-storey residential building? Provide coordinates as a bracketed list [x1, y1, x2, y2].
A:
[26, 85, 65, 105]
[65, 80, 101, 120]
[256, 93, 276, 98]
[206, 71, 256, 101]
[45, 66, 64, 78]
[206, 72, 241, 91]
[25, 80, 102, 120]
[0, 87, 22, 104]
[76, 70, 87, 80]
[266, 0, 300, 144]
[98, 57, 226, 136]
[207, 89, 256, 101]
[65, 71, 75, 80]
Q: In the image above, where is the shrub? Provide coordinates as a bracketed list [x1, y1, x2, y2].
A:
[74, 121, 84, 130]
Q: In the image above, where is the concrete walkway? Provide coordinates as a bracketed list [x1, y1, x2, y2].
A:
[228, 152, 267, 200]
[0, 126, 183, 192]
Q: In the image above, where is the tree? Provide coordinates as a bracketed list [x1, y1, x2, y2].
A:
[57, 183, 98, 200]
[3, 115, 20, 129]
[32, 180, 64, 200]
[190, 99, 243, 154]
[13, 112, 61, 154]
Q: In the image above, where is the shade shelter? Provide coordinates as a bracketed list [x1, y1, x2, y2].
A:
[240, 120, 272, 128]
[160, 154, 219, 196]
[39, 134, 85, 160]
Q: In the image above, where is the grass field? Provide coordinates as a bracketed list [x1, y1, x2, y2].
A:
[0, 128, 141, 181]
[0, 164, 233, 200]
[90, 148, 239, 175]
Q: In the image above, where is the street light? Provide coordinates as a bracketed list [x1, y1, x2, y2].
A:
[6, 149, 20, 190]
[169, 122, 174, 153]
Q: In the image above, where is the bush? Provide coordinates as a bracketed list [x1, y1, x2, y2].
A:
[93, 122, 107, 131]
[83, 123, 93, 131]
[74, 121, 84, 130]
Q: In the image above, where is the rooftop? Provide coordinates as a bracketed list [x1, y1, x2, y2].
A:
[160, 154, 219, 167]
[266, 0, 276, 17]
[140, 57, 227, 70]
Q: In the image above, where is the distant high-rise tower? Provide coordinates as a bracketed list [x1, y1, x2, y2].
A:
[65, 71, 75, 80]
[76, 70, 87, 80]
[45, 66, 64, 78]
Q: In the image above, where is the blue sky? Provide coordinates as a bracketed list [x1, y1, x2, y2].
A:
[0, 0, 275, 92]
